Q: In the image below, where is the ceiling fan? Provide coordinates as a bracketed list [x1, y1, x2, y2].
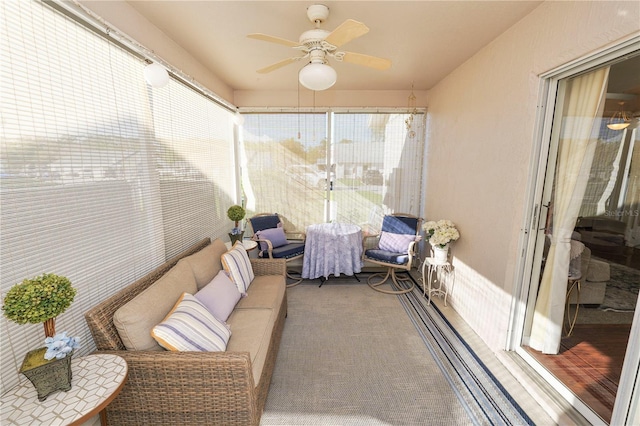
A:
[247, 4, 391, 91]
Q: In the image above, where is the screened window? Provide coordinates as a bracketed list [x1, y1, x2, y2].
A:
[240, 111, 425, 232]
[0, 0, 235, 392]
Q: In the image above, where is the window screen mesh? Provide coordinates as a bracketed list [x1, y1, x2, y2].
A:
[240, 112, 424, 234]
[0, 0, 235, 392]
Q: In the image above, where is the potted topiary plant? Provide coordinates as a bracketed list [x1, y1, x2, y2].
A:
[227, 204, 246, 245]
[2, 273, 80, 400]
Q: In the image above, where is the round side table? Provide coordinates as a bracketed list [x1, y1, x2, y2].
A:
[1, 354, 128, 426]
[225, 239, 258, 252]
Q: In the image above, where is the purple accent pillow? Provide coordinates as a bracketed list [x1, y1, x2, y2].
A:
[378, 231, 416, 254]
[256, 227, 288, 251]
[194, 270, 241, 321]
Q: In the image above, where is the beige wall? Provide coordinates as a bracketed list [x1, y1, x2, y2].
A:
[425, 1, 639, 350]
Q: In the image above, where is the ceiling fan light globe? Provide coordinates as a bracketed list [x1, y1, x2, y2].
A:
[607, 122, 630, 130]
[299, 63, 337, 91]
[144, 63, 170, 87]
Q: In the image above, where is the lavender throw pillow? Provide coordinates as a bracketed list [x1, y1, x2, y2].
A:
[378, 231, 416, 254]
[256, 227, 288, 251]
[194, 270, 242, 321]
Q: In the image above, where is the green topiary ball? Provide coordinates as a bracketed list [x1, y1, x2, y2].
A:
[227, 205, 246, 223]
[2, 273, 76, 325]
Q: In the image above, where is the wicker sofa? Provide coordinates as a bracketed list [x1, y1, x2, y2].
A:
[84, 237, 287, 425]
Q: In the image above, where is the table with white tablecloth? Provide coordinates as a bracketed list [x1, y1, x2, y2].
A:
[302, 223, 363, 280]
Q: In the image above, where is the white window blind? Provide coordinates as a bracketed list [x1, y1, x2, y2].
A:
[0, 0, 235, 392]
[151, 81, 236, 258]
[332, 112, 425, 230]
[241, 113, 328, 229]
[240, 111, 425, 233]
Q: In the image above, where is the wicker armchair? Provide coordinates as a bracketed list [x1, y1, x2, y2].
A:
[248, 213, 306, 286]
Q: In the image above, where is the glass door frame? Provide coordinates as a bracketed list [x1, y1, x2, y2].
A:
[508, 34, 640, 424]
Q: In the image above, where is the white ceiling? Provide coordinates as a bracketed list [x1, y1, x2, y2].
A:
[125, 1, 543, 92]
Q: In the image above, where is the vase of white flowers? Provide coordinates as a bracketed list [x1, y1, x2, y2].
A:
[423, 220, 460, 261]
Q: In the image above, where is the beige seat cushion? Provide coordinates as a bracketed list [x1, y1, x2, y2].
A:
[226, 308, 275, 386]
[236, 276, 286, 310]
[181, 238, 228, 290]
[114, 260, 197, 351]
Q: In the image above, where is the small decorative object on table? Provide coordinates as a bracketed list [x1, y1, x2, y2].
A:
[20, 333, 80, 401]
[227, 204, 246, 245]
[423, 219, 460, 262]
[2, 273, 79, 400]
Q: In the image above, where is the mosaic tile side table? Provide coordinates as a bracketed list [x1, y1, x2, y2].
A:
[1, 354, 128, 426]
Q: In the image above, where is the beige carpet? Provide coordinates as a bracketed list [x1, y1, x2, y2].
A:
[260, 279, 471, 425]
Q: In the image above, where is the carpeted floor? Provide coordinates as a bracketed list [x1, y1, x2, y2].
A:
[598, 259, 639, 312]
[261, 279, 472, 425]
[261, 276, 532, 425]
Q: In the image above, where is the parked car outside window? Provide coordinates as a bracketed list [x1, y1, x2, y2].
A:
[363, 169, 383, 185]
[285, 165, 327, 189]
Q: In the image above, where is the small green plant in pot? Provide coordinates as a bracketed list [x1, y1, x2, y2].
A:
[2, 273, 80, 400]
[227, 204, 246, 245]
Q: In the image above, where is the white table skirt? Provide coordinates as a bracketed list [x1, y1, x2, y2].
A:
[302, 223, 363, 279]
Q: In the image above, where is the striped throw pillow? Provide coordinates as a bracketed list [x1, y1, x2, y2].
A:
[221, 241, 255, 295]
[151, 293, 231, 352]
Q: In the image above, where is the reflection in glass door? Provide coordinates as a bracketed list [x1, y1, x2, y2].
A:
[521, 54, 640, 424]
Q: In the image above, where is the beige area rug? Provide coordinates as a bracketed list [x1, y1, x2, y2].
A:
[576, 307, 635, 324]
[260, 279, 471, 425]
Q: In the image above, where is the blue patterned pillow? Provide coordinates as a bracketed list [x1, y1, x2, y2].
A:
[378, 231, 416, 254]
[221, 241, 255, 295]
[151, 293, 231, 352]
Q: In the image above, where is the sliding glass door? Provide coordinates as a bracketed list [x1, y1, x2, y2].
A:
[518, 47, 640, 424]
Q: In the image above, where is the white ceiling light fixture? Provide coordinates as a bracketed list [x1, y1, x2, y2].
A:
[298, 51, 337, 91]
[607, 102, 632, 130]
[144, 62, 170, 87]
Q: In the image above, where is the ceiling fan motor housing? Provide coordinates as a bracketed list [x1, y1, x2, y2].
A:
[307, 4, 329, 24]
[299, 29, 331, 46]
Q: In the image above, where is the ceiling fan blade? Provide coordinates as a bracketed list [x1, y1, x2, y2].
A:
[340, 52, 391, 70]
[324, 19, 369, 48]
[247, 33, 301, 48]
[257, 57, 299, 74]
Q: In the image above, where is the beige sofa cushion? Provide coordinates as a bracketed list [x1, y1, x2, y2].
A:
[114, 260, 197, 351]
[236, 276, 286, 310]
[587, 258, 610, 282]
[226, 308, 275, 386]
[181, 238, 228, 290]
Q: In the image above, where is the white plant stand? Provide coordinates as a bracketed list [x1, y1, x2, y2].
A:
[422, 257, 454, 306]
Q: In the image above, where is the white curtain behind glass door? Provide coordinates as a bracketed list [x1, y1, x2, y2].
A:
[529, 67, 610, 354]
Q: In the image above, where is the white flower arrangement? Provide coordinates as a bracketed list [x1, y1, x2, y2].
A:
[422, 219, 460, 248]
[44, 332, 80, 360]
